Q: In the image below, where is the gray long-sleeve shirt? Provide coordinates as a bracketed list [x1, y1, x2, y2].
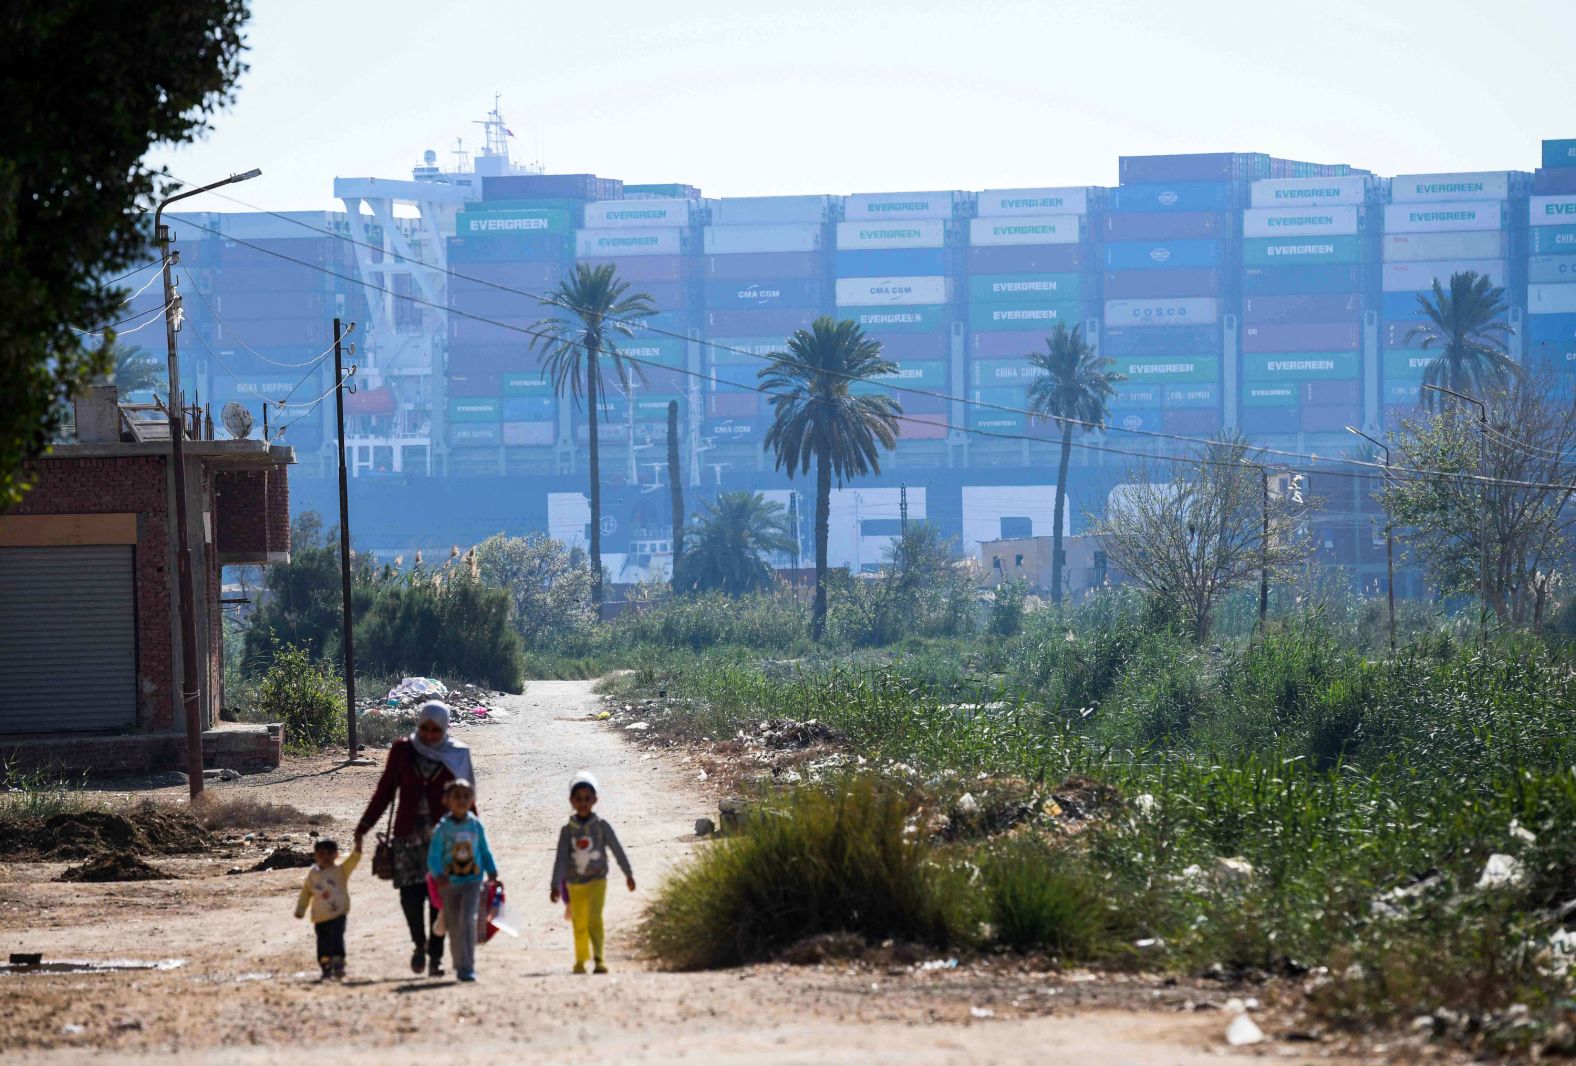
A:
[552, 813, 633, 887]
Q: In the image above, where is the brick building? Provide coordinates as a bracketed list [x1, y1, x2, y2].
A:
[0, 386, 294, 775]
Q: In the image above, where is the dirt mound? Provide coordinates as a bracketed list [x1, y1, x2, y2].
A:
[0, 803, 212, 861]
[247, 846, 315, 872]
[57, 852, 174, 883]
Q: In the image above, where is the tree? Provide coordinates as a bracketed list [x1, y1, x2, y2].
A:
[1407, 271, 1516, 407]
[242, 513, 342, 671]
[760, 317, 902, 640]
[874, 522, 975, 641]
[1094, 435, 1316, 641]
[473, 532, 597, 650]
[1024, 323, 1124, 606]
[109, 341, 165, 397]
[1383, 371, 1576, 629]
[673, 491, 794, 597]
[1, 2, 249, 507]
[530, 263, 657, 605]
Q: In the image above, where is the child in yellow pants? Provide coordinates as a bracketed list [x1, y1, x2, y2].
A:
[550, 771, 635, 973]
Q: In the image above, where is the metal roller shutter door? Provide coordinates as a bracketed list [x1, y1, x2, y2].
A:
[0, 545, 136, 733]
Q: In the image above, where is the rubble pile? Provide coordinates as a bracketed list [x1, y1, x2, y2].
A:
[354, 676, 510, 729]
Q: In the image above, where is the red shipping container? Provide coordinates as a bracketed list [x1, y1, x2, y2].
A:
[705, 307, 819, 335]
[898, 414, 948, 440]
[448, 315, 537, 345]
[1162, 408, 1225, 435]
[1302, 380, 1361, 405]
[1241, 322, 1361, 353]
[218, 316, 331, 347]
[1103, 211, 1233, 241]
[448, 346, 532, 375]
[706, 251, 823, 279]
[447, 374, 501, 397]
[634, 367, 688, 393]
[1103, 268, 1222, 299]
[453, 260, 566, 289]
[966, 244, 1084, 274]
[452, 285, 554, 318]
[502, 421, 556, 447]
[900, 391, 948, 415]
[578, 255, 688, 282]
[707, 392, 759, 418]
[971, 330, 1046, 358]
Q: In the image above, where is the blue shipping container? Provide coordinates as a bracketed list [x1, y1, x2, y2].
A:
[1544, 140, 1576, 170]
[1102, 239, 1224, 271]
[703, 276, 824, 309]
[1107, 383, 1162, 410]
[1241, 264, 1364, 296]
[835, 248, 948, 277]
[1163, 384, 1220, 408]
[1101, 324, 1223, 357]
[1527, 313, 1576, 343]
[1103, 211, 1235, 241]
[501, 396, 555, 421]
[1382, 291, 1429, 320]
[1531, 226, 1576, 255]
[1111, 181, 1240, 214]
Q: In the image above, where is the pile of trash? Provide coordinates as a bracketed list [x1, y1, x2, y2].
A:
[355, 677, 510, 729]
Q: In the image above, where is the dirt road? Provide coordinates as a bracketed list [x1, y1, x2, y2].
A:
[0, 681, 1323, 1064]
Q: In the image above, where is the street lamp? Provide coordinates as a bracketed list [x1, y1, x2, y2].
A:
[154, 169, 262, 800]
[1347, 426, 1396, 653]
[1420, 383, 1490, 645]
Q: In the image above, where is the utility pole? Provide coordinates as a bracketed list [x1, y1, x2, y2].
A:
[788, 490, 802, 597]
[1348, 426, 1397, 653]
[332, 319, 367, 765]
[155, 168, 261, 800]
[899, 482, 909, 535]
[1257, 466, 1270, 629]
[1424, 384, 1490, 644]
[667, 400, 683, 578]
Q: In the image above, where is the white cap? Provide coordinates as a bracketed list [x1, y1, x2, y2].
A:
[569, 770, 600, 796]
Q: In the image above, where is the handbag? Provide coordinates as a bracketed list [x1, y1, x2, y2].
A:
[371, 778, 398, 881]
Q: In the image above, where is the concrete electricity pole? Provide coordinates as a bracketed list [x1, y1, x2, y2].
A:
[1423, 384, 1490, 644]
[1348, 426, 1397, 653]
[155, 168, 261, 800]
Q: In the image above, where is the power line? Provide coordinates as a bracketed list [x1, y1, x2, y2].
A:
[164, 213, 1576, 494]
[71, 300, 175, 339]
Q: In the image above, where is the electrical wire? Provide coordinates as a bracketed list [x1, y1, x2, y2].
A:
[164, 212, 1576, 494]
[70, 300, 175, 339]
[90, 258, 164, 293]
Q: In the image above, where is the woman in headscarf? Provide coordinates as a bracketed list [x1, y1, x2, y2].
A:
[355, 701, 476, 977]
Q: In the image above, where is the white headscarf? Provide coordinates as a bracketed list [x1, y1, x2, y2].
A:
[409, 702, 475, 790]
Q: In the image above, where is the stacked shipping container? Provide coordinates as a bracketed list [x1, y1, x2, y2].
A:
[836, 192, 965, 440]
[1240, 177, 1374, 442]
[1378, 172, 1523, 427]
[701, 195, 836, 446]
[964, 187, 1099, 439]
[1526, 141, 1576, 387]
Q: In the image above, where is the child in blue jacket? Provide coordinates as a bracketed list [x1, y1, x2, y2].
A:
[426, 778, 498, 981]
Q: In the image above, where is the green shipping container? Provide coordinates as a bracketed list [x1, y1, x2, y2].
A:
[455, 207, 574, 237]
[448, 423, 502, 446]
[1242, 352, 1360, 380]
[502, 374, 555, 397]
[968, 274, 1083, 304]
[1242, 383, 1299, 407]
[619, 337, 687, 368]
[1383, 350, 1440, 379]
[969, 387, 1028, 432]
[1242, 235, 1361, 266]
[837, 305, 948, 333]
[968, 301, 1082, 332]
[448, 398, 503, 422]
[1112, 355, 1219, 383]
[853, 360, 948, 393]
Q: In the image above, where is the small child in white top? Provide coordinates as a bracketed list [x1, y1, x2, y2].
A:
[295, 838, 360, 980]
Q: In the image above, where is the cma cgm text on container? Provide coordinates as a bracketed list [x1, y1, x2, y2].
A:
[834, 276, 950, 306]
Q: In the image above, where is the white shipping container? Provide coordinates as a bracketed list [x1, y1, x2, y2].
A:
[574, 228, 685, 257]
[977, 187, 1091, 217]
[711, 195, 833, 225]
[1529, 196, 1576, 226]
[1382, 231, 1509, 262]
[1242, 206, 1360, 238]
[1381, 259, 1506, 292]
[1104, 297, 1219, 328]
[834, 276, 949, 306]
[836, 219, 946, 250]
[1528, 284, 1576, 315]
[1383, 201, 1506, 234]
[1389, 172, 1511, 203]
[968, 216, 1082, 246]
[843, 191, 959, 221]
[582, 199, 693, 228]
[702, 223, 823, 255]
[1249, 177, 1370, 208]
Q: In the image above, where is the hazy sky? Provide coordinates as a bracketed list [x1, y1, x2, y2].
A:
[149, 0, 1572, 210]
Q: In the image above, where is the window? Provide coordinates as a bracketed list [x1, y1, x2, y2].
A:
[1014, 554, 1024, 567]
[1000, 516, 1032, 539]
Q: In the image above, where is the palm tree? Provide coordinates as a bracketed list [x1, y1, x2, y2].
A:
[673, 491, 794, 597]
[759, 317, 901, 640]
[106, 340, 164, 397]
[530, 263, 656, 605]
[1407, 271, 1516, 408]
[1025, 323, 1123, 605]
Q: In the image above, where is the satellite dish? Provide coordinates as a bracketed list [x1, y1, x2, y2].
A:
[221, 401, 254, 440]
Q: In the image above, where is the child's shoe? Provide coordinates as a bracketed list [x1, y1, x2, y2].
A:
[572, 961, 587, 974]
[457, 970, 476, 982]
[593, 962, 609, 974]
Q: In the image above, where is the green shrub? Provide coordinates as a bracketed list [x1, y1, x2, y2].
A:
[988, 580, 1027, 638]
[353, 568, 524, 692]
[978, 833, 1109, 956]
[256, 645, 345, 751]
[641, 777, 967, 969]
